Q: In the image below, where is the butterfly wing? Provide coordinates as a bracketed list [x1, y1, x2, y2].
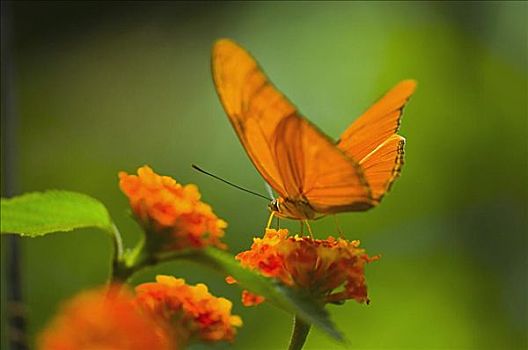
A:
[337, 80, 416, 200]
[212, 39, 295, 197]
[359, 134, 405, 200]
[273, 114, 373, 211]
[212, 39, 372, 213]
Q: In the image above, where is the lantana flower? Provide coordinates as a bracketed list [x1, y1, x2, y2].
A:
[38, 286, 175, 350]
[135, 275, 242, 348]
[229, 228, 379, 306]
[119, 165, 227, 251]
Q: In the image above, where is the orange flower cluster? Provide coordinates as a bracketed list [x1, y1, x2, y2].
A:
[136, 275, 242, 347]
[119, 166, 227, 250]
[38, 276, 242, 350]
[38, 286, 175, 350]
[231, 228, 379, 306]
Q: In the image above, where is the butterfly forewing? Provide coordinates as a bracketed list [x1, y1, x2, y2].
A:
[338, 80, 416, 162]
[212, 39, 298, 197]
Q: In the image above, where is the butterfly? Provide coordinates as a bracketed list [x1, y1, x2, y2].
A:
[212, 38, 416, 221]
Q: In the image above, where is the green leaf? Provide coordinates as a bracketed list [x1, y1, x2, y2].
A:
[156, 247, 343, 342]
[1, 190, 113, 237]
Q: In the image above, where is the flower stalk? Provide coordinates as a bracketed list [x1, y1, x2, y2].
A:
[288, 315, 311, 350]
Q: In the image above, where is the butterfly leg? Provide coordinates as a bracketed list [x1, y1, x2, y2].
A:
[303, 220, 314, 237]
[299, 221, 304, 235]
[332, 215, 344, 238]
[266, 212, 275, 229]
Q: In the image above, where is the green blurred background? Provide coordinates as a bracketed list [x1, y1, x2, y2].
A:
[1, 1, 527, 349]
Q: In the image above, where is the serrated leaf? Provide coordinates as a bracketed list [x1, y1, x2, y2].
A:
[156, 247, 343, 341]
[1, 190, 113, 237]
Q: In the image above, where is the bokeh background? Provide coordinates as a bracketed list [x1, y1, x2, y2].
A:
[1, 1, 527, 349]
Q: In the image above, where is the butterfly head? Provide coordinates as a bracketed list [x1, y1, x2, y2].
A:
[268, 198, 281, 213]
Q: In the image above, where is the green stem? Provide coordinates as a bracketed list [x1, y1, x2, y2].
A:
[109, 224, 147, 284]
[109, 224, 127, 283]
[110, 259, 134, 284]
[288, 315, 311, 350]
[110, 234, 166, 284]
[111, 224, 124, 261]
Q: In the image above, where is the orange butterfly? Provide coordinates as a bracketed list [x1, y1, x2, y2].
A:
[212, 39, 416, 221]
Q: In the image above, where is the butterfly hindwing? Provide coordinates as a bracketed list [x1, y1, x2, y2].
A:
[272, 114, 372, 208]
[359, 134, 405, 200]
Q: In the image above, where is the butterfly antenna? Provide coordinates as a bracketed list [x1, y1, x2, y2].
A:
[192, 164, 270, 202]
